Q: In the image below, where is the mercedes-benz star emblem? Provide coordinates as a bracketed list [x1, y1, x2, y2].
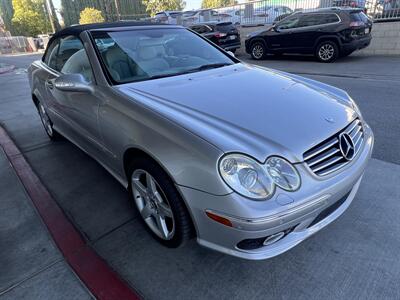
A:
[339, 133, 355, 161]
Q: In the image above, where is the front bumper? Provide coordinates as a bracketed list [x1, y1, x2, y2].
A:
[177, 124, 374, 260]
[221, 42, 241, 51]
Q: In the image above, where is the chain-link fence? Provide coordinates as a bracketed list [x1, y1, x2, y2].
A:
[0, 36, 34, 54]
[151, 0, 399, 27]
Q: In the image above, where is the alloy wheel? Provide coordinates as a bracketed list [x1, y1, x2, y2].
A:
[131, 169, 175, 240]
[252, 44, 264, 59]
[38, 103, 54, 137]
[318, 44, 335, 61]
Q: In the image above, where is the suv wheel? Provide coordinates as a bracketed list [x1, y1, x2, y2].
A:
[316, 41, 339, 63]
[250, 41, 266, 60]
[127, 157, 194, 248]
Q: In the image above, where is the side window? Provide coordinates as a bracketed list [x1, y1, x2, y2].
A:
[298, 14, 324, 27]
[277, 15, 300, 30]
[44, 39, 60, 70]
[299, 14, 339, 27]
[324, 14, 340, 23]
[56, 36, 84, 71]
[61, 48, 94, 83]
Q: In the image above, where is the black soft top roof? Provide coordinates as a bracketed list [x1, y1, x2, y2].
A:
[50, 21, 174, 40]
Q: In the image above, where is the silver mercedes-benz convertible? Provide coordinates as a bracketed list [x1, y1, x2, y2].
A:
[28, 22, 373, 260]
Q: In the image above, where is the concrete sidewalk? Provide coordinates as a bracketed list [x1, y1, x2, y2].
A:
[0, 148, 92, 299]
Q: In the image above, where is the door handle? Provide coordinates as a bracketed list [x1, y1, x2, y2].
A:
[46, 80, 54, 89]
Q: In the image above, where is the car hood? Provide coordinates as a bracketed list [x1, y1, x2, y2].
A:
[117, 63, 357, 162]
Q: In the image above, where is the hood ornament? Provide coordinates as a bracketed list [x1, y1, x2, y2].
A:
[339, 133, 355, 161]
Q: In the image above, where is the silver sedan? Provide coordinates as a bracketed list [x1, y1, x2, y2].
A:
[28, 22, 373, 260]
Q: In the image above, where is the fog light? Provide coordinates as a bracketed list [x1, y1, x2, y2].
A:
[263, 231, 285, 246]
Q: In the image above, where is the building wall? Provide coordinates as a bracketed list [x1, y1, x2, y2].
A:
[358, 21, 400, 56]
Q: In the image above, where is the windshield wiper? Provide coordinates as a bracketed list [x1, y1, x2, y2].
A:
[145, 63, 233, 81]
[193, 63, 233, 71]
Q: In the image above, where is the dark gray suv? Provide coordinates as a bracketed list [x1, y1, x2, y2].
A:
[245, 8, 373, 62]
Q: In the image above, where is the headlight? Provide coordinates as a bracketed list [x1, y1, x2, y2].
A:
[349, 97, 363, 118]
[219, 154, 301, 200]
[265, 157, 300, 191]
[219, 154, 274, 200]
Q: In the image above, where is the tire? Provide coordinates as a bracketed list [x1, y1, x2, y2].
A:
[250, 41, 266, 60]
[315, 41, 339, 63]
[127, 156, 194, 248]
[37, 101, 62, 140]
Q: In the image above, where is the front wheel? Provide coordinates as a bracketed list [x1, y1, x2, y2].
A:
[315, 41, 339, 63]
[128, 157, 194, 248]
[37, 102, 61, 140]
[250, 41, 266, 60]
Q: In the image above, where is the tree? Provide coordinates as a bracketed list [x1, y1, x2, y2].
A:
[143, 0, 185, 17]
[12, 0, 52, 36]
[201, 0, 234, 9]
[79, 7, 104, 24]
[0, 0, 15, 34]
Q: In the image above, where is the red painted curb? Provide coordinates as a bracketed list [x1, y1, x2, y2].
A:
[0, 126, 141, 300]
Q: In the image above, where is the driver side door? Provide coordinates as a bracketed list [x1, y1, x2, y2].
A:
[44, 35, 105, 158]
[269, 14, 301, 50]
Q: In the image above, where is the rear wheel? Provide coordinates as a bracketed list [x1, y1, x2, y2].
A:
[250, 41, 266, 60]
[127, 157, 194, 248]
[315, 41, 339, 63]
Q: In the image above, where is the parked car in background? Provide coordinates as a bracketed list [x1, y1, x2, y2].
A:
[254, 5, 294, 24]
[217, 9, 242, 25]
[28, 21, 373, 260]
[378, 0, 400, 18]
[333, 0, 366, 8]
[154, 11, 182, 24]
[189, 22, 241, 53]
[182, 9, 220, 26]
[245, 8, 372, 62]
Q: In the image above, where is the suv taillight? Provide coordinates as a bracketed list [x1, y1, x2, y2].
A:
[350, 21, 364, 27]
[215, 32, 227, 38]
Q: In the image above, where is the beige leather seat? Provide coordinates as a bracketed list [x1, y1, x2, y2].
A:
[136, 45, 169, 75]
[105, 45, 138, 81]
[61, 49, 93, 82]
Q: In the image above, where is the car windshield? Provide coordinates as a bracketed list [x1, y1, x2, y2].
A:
[91, 28, 234, 84]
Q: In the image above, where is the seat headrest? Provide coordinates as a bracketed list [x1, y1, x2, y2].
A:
[138, 46, 158, 61]
[105, 45, 129, 67]
[61, 49, 90, 73]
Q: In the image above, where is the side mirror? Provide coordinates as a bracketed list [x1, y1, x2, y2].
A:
[273, 26, 280, 32]
[227, 51, 235, 57]
[54, 74, 93, 93]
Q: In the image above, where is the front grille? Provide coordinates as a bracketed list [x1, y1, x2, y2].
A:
[303, 118, 364, 176]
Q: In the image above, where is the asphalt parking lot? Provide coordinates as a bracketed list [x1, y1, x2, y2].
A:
[1, 53, 400, 299]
